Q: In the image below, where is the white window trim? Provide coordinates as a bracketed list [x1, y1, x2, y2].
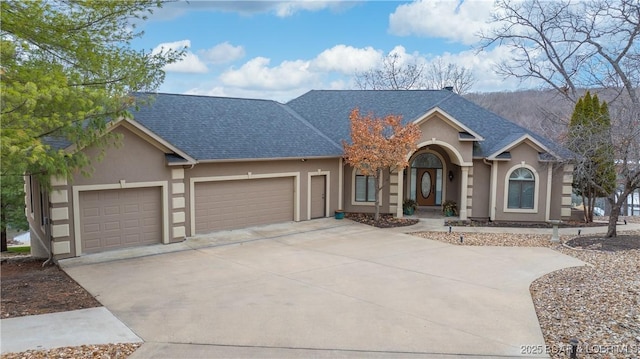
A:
[503, 164, 539, 213]
[351, 169, 383, 207]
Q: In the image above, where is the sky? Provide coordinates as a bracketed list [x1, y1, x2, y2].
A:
[131, 0, 530, 103]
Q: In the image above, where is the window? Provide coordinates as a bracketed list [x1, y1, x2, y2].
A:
[508, 168, 535, 209]
[355, 173, 376, 202]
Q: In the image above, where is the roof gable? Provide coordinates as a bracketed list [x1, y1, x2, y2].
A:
[117, 118, 196, 165]
[486, 133, 560, 161]
[413, 107, 484, 142]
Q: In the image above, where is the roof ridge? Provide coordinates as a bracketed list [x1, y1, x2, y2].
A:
[278, 103, 343, 151]
[135, 91, 282, 104]
[431, 89, 457, 108]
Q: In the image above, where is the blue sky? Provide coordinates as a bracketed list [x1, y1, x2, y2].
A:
[132, 1, 527, 102]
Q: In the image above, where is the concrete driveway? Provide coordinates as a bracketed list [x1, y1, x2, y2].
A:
[62, 219, 584, 358]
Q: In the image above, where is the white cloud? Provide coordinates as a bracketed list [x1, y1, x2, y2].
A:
[387, 45, 426, 66]
[165, 41, 539, 104]
[152, 40, 208, 74]
[148, 0, 354, 21]
[184, 86, 227, 98]
[185, 85, 310, 103]
[219, 57, 317, 90]
[198, 42, 245, 65]
[389, 0, 494, 45]
[430, 46, 535, 92]
[311, 45, 382, 74]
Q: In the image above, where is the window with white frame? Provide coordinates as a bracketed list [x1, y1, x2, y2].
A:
[507, 168, 535, 209]
[355, 172, 376, 202]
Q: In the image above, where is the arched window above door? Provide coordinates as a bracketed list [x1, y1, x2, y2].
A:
[409, 152, 444, 205]
[411, 153, 443, 168]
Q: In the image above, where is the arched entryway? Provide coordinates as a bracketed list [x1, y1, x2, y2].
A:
[408, 152, 445, 206]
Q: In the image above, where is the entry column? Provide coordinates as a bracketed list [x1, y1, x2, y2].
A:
[459, 166, 470, 220]
[395, 170, 404, 218]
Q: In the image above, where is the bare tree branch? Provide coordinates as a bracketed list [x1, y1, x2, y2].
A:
[354, 54, 475, 94]
[480, 0, 640, 236]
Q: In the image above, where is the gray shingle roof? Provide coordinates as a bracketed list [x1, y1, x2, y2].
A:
[131, 93, 342, 161]
[286, 90, 572, 159]
[126, 90, 570, 162]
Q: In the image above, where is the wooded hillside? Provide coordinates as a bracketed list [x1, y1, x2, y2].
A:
[465, 89, 630, 142]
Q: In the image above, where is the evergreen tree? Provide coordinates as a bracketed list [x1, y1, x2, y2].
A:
[0, 0, 183, 250]
[568, 91, 616, 222]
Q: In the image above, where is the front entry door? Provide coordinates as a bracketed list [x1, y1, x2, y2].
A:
[417, 169, 437, 206]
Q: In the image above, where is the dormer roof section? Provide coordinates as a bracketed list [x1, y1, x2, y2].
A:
[486, 133, 560, 161]
[413, 107, 484, 142]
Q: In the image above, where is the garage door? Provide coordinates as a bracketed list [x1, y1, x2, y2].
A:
[195, 177, 294, 234]
[79, 187, 162, 254]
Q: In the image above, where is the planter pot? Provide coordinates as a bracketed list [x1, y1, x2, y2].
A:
[335, 210, 345, 220]
[444, 209, 454, 217]
[403, 207, 415, 215]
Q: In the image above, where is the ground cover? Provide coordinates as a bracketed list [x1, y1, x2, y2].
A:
[412, 223, 640, 359]
[2, 216, 639, 358]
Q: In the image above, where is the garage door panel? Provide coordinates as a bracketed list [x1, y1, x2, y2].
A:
[124, 204, 140, 213]
[104, 221, 121, 231]
[104, 236, 121, 247]
[104, 206, 120, 215]
[83, 207, 100, 218]
[84, 238, 100, 249]
[124, 234, 140, 244]
[79, 187, 162, 254]
[195, 177, 294, 234]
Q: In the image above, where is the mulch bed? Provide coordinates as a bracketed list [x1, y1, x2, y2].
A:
[564, 235, 640, 251]
[1, 258, 101, 319]
[345, 212, 419, 228]
[444, 219, 608, 228]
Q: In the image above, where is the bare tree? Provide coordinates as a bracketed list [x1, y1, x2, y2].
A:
[480, 0, 640, 104]
[607, 101, 640, 235]
[354, 54, 475, 94]
[480, 0, 640, 236]
[354, 53, 425, 90]
[425, 58, 476, 95]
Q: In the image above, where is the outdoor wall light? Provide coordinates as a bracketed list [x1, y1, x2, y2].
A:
[448, 170, 454, 182]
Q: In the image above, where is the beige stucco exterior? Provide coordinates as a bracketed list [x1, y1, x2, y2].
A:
[392, 111, 572, 223]
[184, 158, 340, 236]
[25, 108, 573, 258]
[26, 123, 342, 258]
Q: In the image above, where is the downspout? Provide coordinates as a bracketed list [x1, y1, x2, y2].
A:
[545, 163, 553, 221]
[483, 159, 496, 221]
[42, 217, 55, 267]
[338, 157, 344, 210]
